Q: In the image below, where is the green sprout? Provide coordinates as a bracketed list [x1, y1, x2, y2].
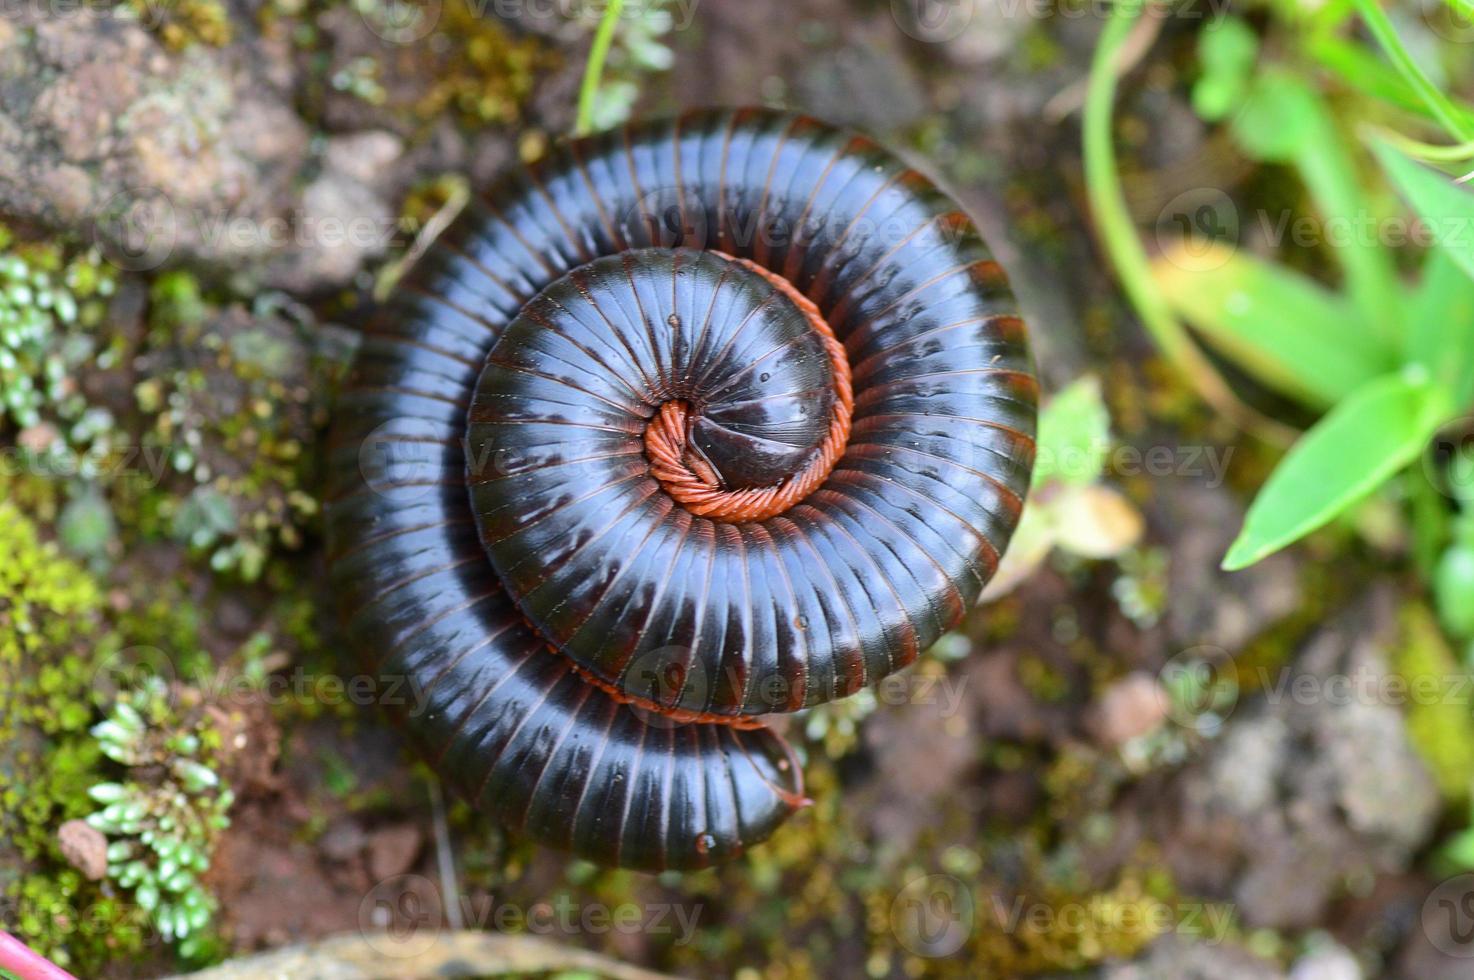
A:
[574, 0, 679, 136]
[86, 678, 233, 960]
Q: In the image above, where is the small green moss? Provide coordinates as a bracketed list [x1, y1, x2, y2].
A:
[6, 870, 150, 969]
[1395, 603, 1474, 804]
[123, 0, 234, 48]
[126, 290, 330, 581]
[412, 0, 557, 126]
[0, 501, 149, 971]
[969, 873, 1176, 974]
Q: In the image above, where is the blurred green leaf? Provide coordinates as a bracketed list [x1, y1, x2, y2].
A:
[1375, 139, 1474, 281]
[59, 489, 116, 559]
[1154, 243, 1394, 407]
[1309, 36, 1474, 134]
[1223, 370, 1454, 569]
[1409, 248, 1474, 406]
[1444, 829, 1474, 870]
[1033, 376, 1110, 487]
[1231, 70, 1321, 162]
[1192, 16, 1258, 122]
[1232, 71, 1404, 339]
[1352, 0, 1473, 143]
[1436, 542, 1474, 638]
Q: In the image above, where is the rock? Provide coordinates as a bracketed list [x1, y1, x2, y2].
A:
[1158, 586, 1440, 929]
[366, 824, 423, 881]
[1052, 484, 1146, 560]
[322, 131, 402, 190]
[1289, 944, 1362, 980]
[855, 681, 980, 854]
[1102, 934, 1283, 980]
[795, 34, 927, 136]
[0, 10, 308, 273]
[319, 819, 368, 863]
[16, 422, 61, 454]
[57, 818, 108, 881]
[935, 0, 1037, 65]
[260, 129, 403, 292]
[1162, 484, 1302, 655]
[1088, 672, 1170, 747]
[0, 9, 413, 289]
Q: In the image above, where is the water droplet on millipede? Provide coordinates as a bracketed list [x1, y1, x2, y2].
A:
[760, 372, 770, 383]
[795, 614, 809, 630]
[695, 832, 716, 855]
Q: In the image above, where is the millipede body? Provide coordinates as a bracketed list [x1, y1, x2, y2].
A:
[326, 108, 1037, 871]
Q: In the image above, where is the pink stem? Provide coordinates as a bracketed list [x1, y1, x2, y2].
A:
[0, 932, 79, 980]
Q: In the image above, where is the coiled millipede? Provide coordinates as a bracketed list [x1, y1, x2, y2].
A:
[326, 108, 1037, 871]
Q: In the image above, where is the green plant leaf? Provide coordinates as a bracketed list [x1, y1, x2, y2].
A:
[1223, 370, 1455, 570]
[1444, 830, 1474, 871]
[1409, 248, 1474, 407]
[1153, 243, 1395, 407]
[1230, 70, 1320, 162]
[1310, 36, 1474, 134]
[1192, 16, 1258, 123]
[88, 782, 129, 804]
[1352, 0, 1474, 143]
[1376, 139, 1474, 282]
[1230, 71, 1403, 341]
[1033, 376, 1110, 488]
[1436, 543, 1474, 639]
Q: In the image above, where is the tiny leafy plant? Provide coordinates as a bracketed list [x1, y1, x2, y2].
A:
[86, 677, 233, 960]
[1085, 0, 1474, 644]
[573, 0, 679, 136]
[984, 376, 1146, 604]
[0, 229, 122, 565]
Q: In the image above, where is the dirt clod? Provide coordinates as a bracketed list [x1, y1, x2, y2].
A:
[57, 818, 108, 881]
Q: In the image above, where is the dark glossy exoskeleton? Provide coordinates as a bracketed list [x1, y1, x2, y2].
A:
[325, 108, 1037, 871]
